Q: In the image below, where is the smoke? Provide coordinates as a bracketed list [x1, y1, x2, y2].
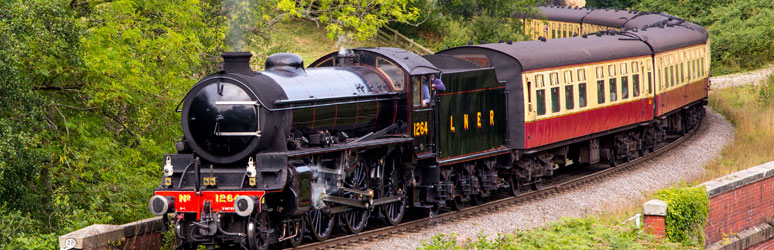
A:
[337, 35, 350, 56]
[224, 0, 255, 51]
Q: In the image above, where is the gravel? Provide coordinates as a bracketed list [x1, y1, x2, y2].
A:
[711, 66, 774, 89]
[358, 109, 734, 250]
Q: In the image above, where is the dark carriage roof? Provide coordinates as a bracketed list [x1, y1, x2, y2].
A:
[623, 13, 678, 29]
[422, 54, 480, 71]
[582, 8, 641, 27]
[536, 6, 590, 23]
[631, 22, 709, 52]
[440, 34, 652, 71]
[355, 47, 440, 75]
[533, 6, 683, 31]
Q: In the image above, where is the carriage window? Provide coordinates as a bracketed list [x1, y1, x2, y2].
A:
[670, 66, 675, 87]
[527, 81, 533, 112]
[579, 83, 587, 108]
[633, 74, 640, 97]
[609, 78, 617, 102]
[609, 65, 617, 77]
[680, 63, 685, 84]
[578, 69, 586, 81]
[596, 66, 604, 79]
[550, 72, 559, 86]
[377, 57, 405, 90]
[699, 57, 704, 77]
[632, 62, 639, 73]
[621, 76, 629, 99]
[647, 72, 652, 94]
[563, 24, 568, 37]
[621, 63, 628, 75]
[564, 70, 573, 84]
[565, 85, 574, 110]
[597, 80, 605, 104]
[551, 87, 560, 113]
[536, 74, 545, 88]
[537, 89, 546, 115]
[701, 58, 705, 77]
[662, 67, 668, 89]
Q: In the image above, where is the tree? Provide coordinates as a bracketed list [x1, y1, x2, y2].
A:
[275, 0, 421, 41]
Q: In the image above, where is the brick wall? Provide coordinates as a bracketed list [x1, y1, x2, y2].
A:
[703, 162, 774, 249]
[705, 176, 774, 243]
[643, 215, 665, 237]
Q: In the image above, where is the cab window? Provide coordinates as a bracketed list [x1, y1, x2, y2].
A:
[377, 57, 405, 90]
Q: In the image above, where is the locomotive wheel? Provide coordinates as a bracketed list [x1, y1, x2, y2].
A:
[307, 209, 335, 242]
[382, 158, 406, 226]
[247, 220, 268, 250]
[341, 160, 369, 234]
[281, 219, 304, 248]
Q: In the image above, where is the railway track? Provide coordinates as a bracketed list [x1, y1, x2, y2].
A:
[289, 118, 704, 250]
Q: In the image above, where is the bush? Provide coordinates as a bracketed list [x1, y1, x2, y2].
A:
[653, 183, 709, 246]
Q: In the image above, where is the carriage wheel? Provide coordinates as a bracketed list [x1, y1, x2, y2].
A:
[341, 160, 369, 234]
[531, 177, 543, 191]
[506, 175, 521, 196]
[307, 209, 334, 242]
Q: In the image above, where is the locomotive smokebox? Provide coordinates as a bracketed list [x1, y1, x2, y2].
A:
[222, 52, 253, 74]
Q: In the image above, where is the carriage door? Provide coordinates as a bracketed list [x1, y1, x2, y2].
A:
[411, 75, 435, 158]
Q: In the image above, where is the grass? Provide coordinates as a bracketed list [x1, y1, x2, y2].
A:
[418, 217, 692, 250]
[704, 75, 774, 180]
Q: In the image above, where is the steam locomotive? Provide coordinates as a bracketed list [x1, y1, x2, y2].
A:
[148, 8, 709, 250]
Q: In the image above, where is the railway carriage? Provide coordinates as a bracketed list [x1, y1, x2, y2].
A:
[525, 5, 679, 40]
[148, 7, 710, 250]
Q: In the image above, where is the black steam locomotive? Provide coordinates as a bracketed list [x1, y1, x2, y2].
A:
[149, 9, 709, 250]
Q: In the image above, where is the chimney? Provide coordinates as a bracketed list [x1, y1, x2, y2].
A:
[222, 52, 253, 74]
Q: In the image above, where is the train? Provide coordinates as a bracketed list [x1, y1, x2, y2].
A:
[148, 6, 709, 250]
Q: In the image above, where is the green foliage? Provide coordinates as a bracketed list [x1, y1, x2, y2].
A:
[418, 217, 689, 250]
[277, 0, 421, 41]
[703, 0, 774, 73]
[391, 0, 535, 51]
[0, 0, 223, 247]
[654, 184, 709, 246]
[636, 0, 774, 74]
[437, 0, 538, 19]
[585, 0, 638, 9]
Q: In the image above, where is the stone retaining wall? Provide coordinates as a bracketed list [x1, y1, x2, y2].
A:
[59, 216, 164, 250]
